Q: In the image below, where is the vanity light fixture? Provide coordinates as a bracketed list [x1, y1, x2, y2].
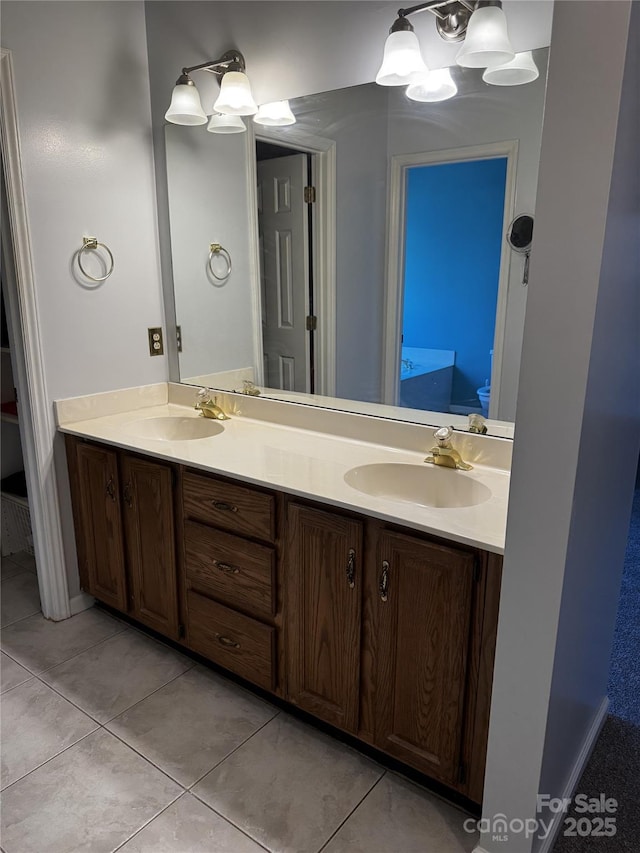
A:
[406, 67, 458, 102]
[253, 100, 296, 127]
[206, 113, 247, 134]
[165, 50, 258, 126]
[377, 1, 529, 99]
[482, 50, 539, 86]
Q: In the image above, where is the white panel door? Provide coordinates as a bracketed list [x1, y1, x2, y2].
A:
[257, 153, 310, 392]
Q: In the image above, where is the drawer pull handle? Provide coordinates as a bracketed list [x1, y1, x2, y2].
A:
[379, 560, 390, 602]
[216, 634, 240, 649]
[346, 548, 356, 589]
[213, 560, 239, 574]
[211, 500, 238, 513]
[105, 478, 116, 502]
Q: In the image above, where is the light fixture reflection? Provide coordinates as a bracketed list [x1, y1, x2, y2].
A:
[406, 68, 458, 102]
[254, 100, 296, 126]
[207, 113, 247, 134]
[213, 71, 258, 115]
[376, 28, 429, 86]
[455, 3, 515, 69]
[482, 51, 539, 86]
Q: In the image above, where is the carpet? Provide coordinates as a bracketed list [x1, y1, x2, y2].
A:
[553, 489, 640, 852]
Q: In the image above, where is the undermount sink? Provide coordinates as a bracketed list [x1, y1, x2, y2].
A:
[124, 416, 224, 442]
[344, 463, 492, 509]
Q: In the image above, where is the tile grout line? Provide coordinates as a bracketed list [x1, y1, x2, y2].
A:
[186, 794, 273, 853]
[112, 790, 273, 853]
[186, 709, 281, 791]
[0, 727, 99, 793]
[316, 771, 388, 853]
[0, 607, 42, 630]
[0, 621, 130, 678]
[36, 657, 196, 729]
[110, 791, 188, 853]
[99, 660, 198, 726]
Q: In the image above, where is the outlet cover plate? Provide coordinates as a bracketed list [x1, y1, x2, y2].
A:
[148, 327, 164, 356]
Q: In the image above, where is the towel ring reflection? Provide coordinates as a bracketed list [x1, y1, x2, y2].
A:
[208, 243, 232, 281]
[76, 237, 114, 282]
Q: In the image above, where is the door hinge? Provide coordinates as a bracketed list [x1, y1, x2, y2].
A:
[304, 186, 316, 204]
[176, 325, 182, 353]
[474, 560, 482, 583]
[458, 761, 467, 785]
[305, 315, 318, 331]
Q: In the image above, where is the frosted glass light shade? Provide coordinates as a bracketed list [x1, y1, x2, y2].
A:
[213, 71, 258, 115]
[482, 51, 539, 86]
[165, 82, 207, 125]
[406, 68, 457, 102]
[207, 113, 247, 134]
[376, 30, 428, 86]
[456, 5, 515, 68]
[254, 100, 296, 126]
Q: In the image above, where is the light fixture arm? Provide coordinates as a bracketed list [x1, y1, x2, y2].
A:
[179, 50, 246, 82]
[390, 0, 502, 43]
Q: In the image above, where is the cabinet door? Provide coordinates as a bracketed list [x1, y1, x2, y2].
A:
[121, 454, 179, 639]
[74, 442, 127, 611]
[373, 530, 476, 786]
[286, 504, 363, 732]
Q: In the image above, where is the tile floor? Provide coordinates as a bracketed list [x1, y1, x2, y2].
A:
[0, 551, 477, 853]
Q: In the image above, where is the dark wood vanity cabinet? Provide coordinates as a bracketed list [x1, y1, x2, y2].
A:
[68, 440, 128, 612]
[64, 435, 501, 805]
[65, 437, 179, 638]
[180, 470, 280, 692]
[370, 530, 477, 787]
[120, 454, 178, 639]
[285, 503, 363, 733]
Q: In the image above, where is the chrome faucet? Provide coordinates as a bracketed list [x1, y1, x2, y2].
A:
[424, 426, 472, 470]
[195, 388, 230, 420]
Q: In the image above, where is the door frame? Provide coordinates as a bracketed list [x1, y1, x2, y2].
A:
[382, 140, 519, 417]
[0, 48, 71, 620]
[246, 124, 337, 397]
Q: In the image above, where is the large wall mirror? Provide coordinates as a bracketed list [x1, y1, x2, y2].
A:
[163, 48, 549, 439]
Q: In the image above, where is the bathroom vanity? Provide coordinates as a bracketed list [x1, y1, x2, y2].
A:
[59, 388, 507, 806]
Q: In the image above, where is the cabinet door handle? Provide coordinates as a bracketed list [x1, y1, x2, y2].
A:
[213, 559, 239, 574]
[379, 560, 390, 602]
[211, 500, 238, 513]
[346, 548, 356, 589]
[105, 478, 116, 502]
[216, 634, 240, 649]
[123, 482, 133, 509]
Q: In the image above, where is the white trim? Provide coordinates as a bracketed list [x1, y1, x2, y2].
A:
[244, 123, 266, 386]
[382, 141, 519, 418]
[536, 697, 609, 853]
[70, 592, 95, 616]
[252, 127, 337, 397]
[471, 696, 609, 853]
[0, 48, 71, 621]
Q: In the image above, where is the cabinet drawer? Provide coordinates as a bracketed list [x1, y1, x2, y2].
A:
[186, 591, 276, 691]
[183, 471, 275, 542]
[185, 521, 276, 618]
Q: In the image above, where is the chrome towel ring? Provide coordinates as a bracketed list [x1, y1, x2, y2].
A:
[76, 237, 114, 282]
[208, 243, 232, 281]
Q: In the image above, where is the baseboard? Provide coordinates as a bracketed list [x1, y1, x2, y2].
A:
[472, 697, 609, 853]
[69, 592, 95, 616]
[536, 696, 610, 853]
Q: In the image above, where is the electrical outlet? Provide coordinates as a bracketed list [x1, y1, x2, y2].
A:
[148, 327, 164, 356]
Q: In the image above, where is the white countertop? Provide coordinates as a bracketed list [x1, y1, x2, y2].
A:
[58, 400, 509, 554]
